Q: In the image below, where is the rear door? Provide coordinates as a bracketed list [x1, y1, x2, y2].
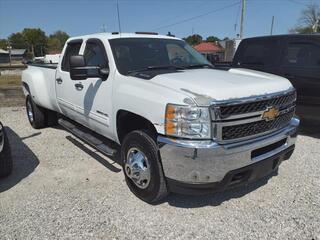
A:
[277, 38, 320, 107]
[56, 39, 83, 119]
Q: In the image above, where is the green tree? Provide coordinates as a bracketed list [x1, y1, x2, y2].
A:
[206, 36, 220, 43]
[47, 37, 61, 53]
[292, 3, 320, 33]
[183, 34, 203, 45]
[49, 31, 69, 50]
[22, 28, 47, 57]
[0, 39, 7, 49]
[8, 32, 28, 49]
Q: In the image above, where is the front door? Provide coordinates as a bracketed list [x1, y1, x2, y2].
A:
[77, 38, 113, 135]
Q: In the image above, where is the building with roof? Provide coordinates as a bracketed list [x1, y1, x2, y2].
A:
[10, 49, 27, 61]
[193, 42, 224, 63]
[0, 49, 9, 63]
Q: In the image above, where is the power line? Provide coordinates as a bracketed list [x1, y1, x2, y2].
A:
[287, 0, 309, 6]
[152, 1, 241, 31]
[151, 1, 210, 29]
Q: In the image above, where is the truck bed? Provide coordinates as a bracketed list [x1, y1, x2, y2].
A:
[28, 63, 58, 69]
[22, 64, 59, 112]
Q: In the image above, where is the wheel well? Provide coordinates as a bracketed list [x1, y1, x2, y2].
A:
[22, 82, 31, 96]
[116, 110, 157, 143]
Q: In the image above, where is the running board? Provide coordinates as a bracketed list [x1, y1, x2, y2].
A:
[58, 118, 117, 157]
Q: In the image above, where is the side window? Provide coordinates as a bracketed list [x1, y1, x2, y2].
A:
[281, 42, 320, 68]
[83, 40, 108, 68]
[237, 40, 278, 67]
[61, 41, 82, 72]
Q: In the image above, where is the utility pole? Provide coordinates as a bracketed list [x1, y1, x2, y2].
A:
[7, 41, 12, 67]
[313, 19, 319, 33]
[101, 24, 106, 32]
[239, 0, 246, 39]
[270, 16, 275, 35]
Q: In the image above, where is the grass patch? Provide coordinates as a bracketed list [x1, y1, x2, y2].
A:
[0, 75, 22, 86]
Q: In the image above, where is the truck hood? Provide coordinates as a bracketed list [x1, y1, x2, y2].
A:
[149, 68, 293, 106]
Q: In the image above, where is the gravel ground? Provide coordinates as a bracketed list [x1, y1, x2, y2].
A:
[0, 86, 24, 107]
[0, 107, 319, 240]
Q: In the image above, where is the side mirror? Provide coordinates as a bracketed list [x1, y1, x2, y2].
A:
[70, 55, 89, 80]
[69, 55, 109, 81]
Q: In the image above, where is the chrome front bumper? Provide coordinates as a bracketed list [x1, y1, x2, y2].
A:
[158, 117, 299, 185]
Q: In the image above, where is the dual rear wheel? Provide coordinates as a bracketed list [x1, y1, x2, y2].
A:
[26, 96, 57, 129]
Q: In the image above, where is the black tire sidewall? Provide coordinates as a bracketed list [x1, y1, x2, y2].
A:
[0, 126, 12, 178]
[121, 130, 164, 203]
[26, 96, 46, 129]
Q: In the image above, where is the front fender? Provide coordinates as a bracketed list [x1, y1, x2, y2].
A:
[112, 74, 189, 137]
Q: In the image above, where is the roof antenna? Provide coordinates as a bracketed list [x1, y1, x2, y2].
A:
[117, 1, 122, 36]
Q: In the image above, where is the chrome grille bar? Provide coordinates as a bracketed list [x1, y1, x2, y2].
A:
[211, 89, 297, 143]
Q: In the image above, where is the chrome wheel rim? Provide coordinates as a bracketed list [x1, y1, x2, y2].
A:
[27, 100, 34, 123]
[0, 124, 4, 152]
[125, 147, 151, 189]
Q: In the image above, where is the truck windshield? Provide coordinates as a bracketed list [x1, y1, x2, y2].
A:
[109, 38, 211, 75]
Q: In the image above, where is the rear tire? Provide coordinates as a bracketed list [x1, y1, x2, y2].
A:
[26, 96, 46, 129]
[0, 124, 12, 178]
[121, 130, 168, 203]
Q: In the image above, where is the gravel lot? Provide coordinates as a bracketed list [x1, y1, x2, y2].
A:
[0, 107, 319, 240]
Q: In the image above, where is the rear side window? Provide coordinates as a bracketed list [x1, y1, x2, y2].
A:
[235, 40, 278, 67]
[83, 40, 108, 68]
[61, 40, 82, 72]
[281, 42, 320, 68]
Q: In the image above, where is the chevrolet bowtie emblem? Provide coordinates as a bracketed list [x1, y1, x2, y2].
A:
[262, 106, 279, 121]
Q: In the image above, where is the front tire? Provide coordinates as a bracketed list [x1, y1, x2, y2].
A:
[121, 130, 168, 203]
[26, 96, 46, 129]
[0, 124, 12, 178]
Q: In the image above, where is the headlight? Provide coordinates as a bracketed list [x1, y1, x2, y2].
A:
[165, 104, 211, 139]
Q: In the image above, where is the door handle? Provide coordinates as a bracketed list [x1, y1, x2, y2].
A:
[75, 83, 84, 91]
[56, 78, 63, 84]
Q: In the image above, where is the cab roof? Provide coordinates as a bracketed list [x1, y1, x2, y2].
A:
[67, 32, 180, 42]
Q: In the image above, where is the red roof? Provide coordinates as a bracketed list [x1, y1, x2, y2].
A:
[193, 42, 223, 53]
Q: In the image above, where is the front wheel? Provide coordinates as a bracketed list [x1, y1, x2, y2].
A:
[121, 130, 168, 203]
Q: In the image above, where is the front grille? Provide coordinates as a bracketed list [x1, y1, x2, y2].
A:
[222, 109, 295, 141]
[219, 91, 296, 118]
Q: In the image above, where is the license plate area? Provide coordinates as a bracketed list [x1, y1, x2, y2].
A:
[251, 138, 287, 159]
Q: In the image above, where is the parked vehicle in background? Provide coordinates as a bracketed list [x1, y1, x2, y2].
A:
[232, 34, 320, 121]
[44, 54, 60, 64]
[22, 32, 299, 203]
[0, 122, 12, 178]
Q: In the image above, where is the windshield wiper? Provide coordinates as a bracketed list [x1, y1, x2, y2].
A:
[241, 62, 264, 66]
[185, 64, 214, 69]
[127, 65, 186, 74]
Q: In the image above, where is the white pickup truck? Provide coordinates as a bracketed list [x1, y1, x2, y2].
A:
[22, 32, 299, 203]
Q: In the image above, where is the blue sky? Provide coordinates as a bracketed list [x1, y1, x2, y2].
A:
[0, 0, 319, 40]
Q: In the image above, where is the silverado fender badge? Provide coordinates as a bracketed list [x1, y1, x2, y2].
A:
[262, 106, 279, 121]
